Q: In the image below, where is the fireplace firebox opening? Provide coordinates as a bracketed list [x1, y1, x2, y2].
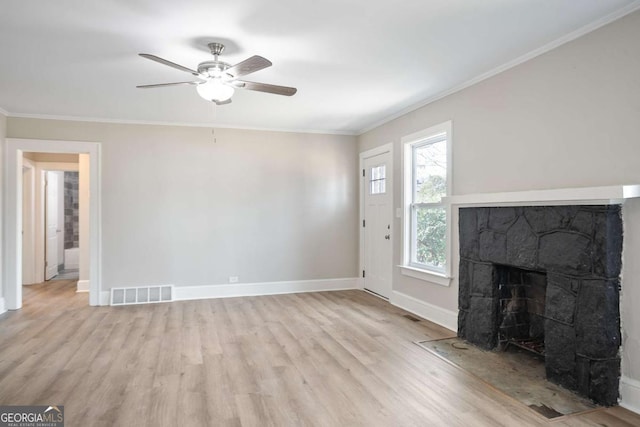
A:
[497, 266, 547, 356]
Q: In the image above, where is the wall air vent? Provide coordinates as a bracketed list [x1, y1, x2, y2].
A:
[110, 285, 173, 306]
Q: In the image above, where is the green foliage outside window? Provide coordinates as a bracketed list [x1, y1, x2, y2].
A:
[415, 174, 446, 269]
[416, 206, 446, 268]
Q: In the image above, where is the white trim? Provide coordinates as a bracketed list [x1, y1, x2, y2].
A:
[399, 265, 452, 287]
[0, 297, 6, 315]
[359, 143, 394, 297]
[357, 1, 640, 135]
[96, 278, 358, 306]
[359, 143, 394, 161]
[21, 160, 37, 285]
[390, 290, 457, 332]
[0, 106, 8, 116]
[443, 185, 640, 207]
[100, 291, 110, 306]
[6, 112, 357, 136]
[402, 121, 453, 280]
[4, 138, 102, 308]
[620, 376, 640, 415]
[76, 280, 90, 293]
[172, 277, 358, 301]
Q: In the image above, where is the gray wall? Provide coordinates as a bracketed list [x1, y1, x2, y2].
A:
[0, 111, 5, 310]
[64, 172, 79, 249]
[358, 11, 640, 390]
[7, 119, 359, 288]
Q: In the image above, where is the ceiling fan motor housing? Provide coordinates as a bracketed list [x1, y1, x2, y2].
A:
[197, 61, 232, 78]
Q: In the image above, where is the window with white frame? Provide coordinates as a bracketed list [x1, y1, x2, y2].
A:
[403, 122, 451, 279]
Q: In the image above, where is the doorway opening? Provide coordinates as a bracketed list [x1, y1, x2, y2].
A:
[22, 152, 83, 297]
[5, 139, 102, 309]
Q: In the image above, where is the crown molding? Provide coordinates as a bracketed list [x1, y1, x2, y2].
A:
[357, 0, 640, 135]
[0, 106, 9, 116]
[5, 112, 358, 137]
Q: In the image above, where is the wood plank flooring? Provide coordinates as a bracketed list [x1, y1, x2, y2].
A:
[0, 280, 638, 426]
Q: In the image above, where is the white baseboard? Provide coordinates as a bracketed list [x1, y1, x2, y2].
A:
[390, 290, 458, 332]
[100, 291, 110, 306]
[0, 297, 6, 315]
[174, 277, 358, 301]
[98, 278, 358, 306]
[76, 280, 90, 293]
[620, 376, 640, 415]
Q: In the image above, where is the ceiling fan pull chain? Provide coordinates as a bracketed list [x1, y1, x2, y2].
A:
[211, 102, 217, 143]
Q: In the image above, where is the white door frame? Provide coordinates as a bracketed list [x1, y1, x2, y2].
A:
[21, 159, 36, 285]
[359, 142, 394, 292]
[4, 139, 102, 308]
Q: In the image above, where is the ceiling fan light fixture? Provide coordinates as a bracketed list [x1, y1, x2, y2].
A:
[196, 80, 234, 102]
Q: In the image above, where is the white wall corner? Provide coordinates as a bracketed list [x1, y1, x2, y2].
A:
[76, 280, 90, 293]
[0, 298, 6, 315]
[390, 291, 458, 332]
[620, 376, 640, 415]
[173, 277, 359, 301]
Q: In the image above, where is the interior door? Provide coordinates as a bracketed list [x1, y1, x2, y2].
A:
[45, 171, 59, 280]
[363, 152, 392, 298]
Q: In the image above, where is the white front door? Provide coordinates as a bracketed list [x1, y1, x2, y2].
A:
[363, 151, 393, 298]
[45, 171, 59, 280]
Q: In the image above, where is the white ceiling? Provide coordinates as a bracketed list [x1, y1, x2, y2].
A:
[0, 0, 638, 135]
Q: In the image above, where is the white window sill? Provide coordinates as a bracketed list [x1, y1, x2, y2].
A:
[399, 265, 452, 287]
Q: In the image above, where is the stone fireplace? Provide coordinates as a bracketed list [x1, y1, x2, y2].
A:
[457, 205, 622, 406]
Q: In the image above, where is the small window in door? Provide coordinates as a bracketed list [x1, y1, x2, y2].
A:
[370, 165, 386, 194]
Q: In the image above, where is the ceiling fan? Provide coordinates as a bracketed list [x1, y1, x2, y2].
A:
[137, 42, 297, 105]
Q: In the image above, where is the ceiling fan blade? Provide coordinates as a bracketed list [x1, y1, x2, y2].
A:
[136, 81, 201, 89]
[215, 99, 232, 106]
[139, 53, 198, 76]
[235, 80, 297, 96]
[225, 56, 272, 79]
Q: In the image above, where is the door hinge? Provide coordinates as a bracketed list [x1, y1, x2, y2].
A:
[362, 270, 365, 278]
[362, 169, 365, 177]
[362, 219, 365, 227]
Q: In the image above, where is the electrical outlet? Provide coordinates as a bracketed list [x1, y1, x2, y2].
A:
[229, 276, 239, 283]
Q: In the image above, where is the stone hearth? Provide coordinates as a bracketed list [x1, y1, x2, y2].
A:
[457, 205, 622, 406]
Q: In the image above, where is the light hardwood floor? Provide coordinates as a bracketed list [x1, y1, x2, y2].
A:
[0, 281, 638, 426]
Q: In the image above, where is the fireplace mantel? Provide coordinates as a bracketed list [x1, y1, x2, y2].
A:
[443, 185, 640, 207]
